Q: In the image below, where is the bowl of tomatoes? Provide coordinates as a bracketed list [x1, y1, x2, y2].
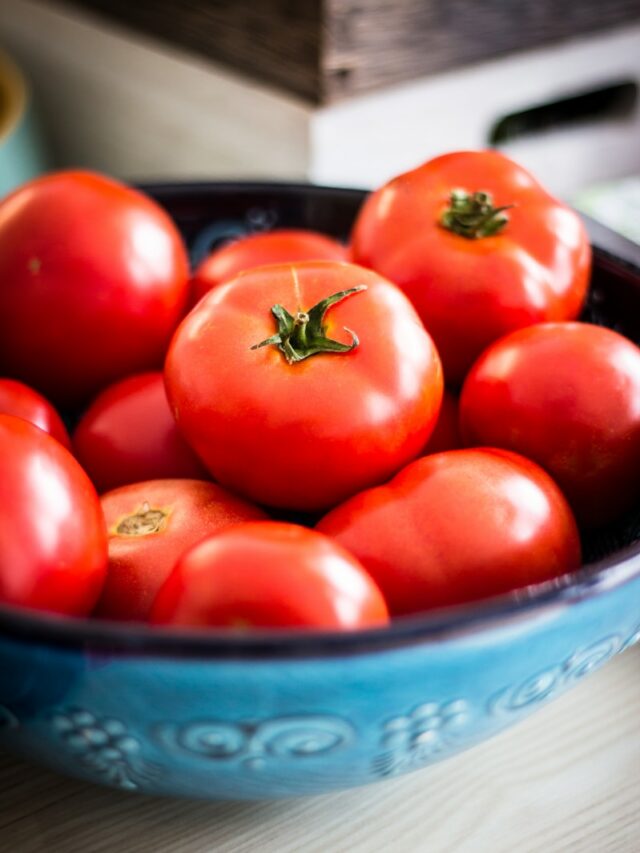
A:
[0, 156, 639, 800]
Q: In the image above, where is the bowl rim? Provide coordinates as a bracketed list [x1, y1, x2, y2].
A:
[1, 180, 639, 659]
[0, 540, 639, 657]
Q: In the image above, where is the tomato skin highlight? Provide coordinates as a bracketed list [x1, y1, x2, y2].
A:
[460, 322, 640, 526]
[98, 479, 267, 621]
[0, 378, 71, 449]
[317, 448, 581, 616]
[0, 171, 190, 407]
[192, 229, 347, 304]
[150, 521, 389, 630]
[351, 150, 591, 385]
[165, 261, 443, 511]
[74, 372, 207, 493]
[0, 414, 107, 615]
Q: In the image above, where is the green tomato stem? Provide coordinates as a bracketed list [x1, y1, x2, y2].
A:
[251, 285, 367, 364]
[440, 188, 513, 239]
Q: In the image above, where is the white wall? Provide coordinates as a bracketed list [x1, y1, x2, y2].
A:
[0, 0, 310, 182]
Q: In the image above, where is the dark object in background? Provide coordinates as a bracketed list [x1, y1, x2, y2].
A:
[55, 0, 640, 103]
[489, 81, 638, 145]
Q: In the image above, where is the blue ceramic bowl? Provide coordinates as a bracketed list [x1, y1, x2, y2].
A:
[1, 183, 639, 800]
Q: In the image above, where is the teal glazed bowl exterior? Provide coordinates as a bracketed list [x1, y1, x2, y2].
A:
[0, 183, 639, 799]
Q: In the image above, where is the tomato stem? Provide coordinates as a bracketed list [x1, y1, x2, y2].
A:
[251, 285, 367, 364]
[440, 189, 513, 239]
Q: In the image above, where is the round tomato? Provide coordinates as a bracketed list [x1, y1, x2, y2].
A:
[191, 229, 347, 304]
[460, 322, 640, 526]
[317, 448, 580, 615]
[422, 390, 461, 455]
[350, 150, 591, 385]
[0, 171, 190, 407]
[165, 261, 443, 511]
[0, 377, 71, 449]
[150, 521, 389, 630]
[97, 479, 267, 621]
[74, 372, 207, 493]
[0, 414, 107, 615]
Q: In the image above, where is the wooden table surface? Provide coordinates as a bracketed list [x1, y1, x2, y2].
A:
[1, 645, 638, 853]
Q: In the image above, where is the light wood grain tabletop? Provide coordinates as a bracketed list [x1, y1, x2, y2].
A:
[1, 645, 638, 853]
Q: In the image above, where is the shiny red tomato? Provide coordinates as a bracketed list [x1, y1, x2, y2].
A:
[165, 261, 443, 511]
[0, 171, 190, 407]
[422, 390, 461, 455]
[150, 521, 389, 630]
[0, 377, 71, 449]
[97, 479, 267, 621]
[317, 448, 580, 615]
[351, 150, 591, 385]
[0, 414, 107, 615]
[460, 322, 640, 526]
[191, 229, 347, 304]
[74, 372, 207, 493]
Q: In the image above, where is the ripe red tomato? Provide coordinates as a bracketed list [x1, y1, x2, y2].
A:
[0, 414, 107, 615]
[150, 521, 389, 630]
[74, 372, 207, 493]
[191, 229, 347, 304]
[97, 479, 267, 621]
[0, 171, 190, 407]
[0, 378, 71, 449]
[460, 322, 640, 526]
[317, 448, 580, 615]
[350, 150, 591, 385]
[422, 390, 461, 455]
[165, 261, 443, 511]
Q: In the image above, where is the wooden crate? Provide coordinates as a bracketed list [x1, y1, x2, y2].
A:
[56, 0, 639, 105]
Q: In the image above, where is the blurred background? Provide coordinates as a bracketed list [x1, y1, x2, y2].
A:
[1, 0, 639, 240]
